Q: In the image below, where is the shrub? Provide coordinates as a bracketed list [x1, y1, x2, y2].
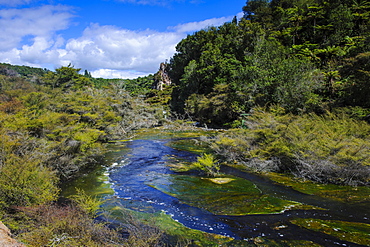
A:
[192, 153, 220, 177]
[209, 107, 370, 185]
[17, 204, 125, 247]
[68, 188, 103, 217]
[0, 129, 59, 209]
[0, 155, 59, 208]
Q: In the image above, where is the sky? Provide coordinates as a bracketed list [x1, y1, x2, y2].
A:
[0, 0, 245, 79]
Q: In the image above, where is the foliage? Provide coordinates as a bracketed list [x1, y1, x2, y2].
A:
[340, 52, 370, 107]
[68, 188, 103, 217]
[15, 204, 126, 247]
[209, 108, 370, 185]
[0, 63, 49, 77]
[0, 158, 59, 209]
[192, 153, 220, 177]
[168, 0, 370, 127]
[0, 129, 59, 209]
[90, 74, 155, 95]
[169, 19, 326, 126]
[41, 64, 93, 90]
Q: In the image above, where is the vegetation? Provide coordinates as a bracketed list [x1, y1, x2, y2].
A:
[291, 218, 370, 246]
[169, 0, 370, 127]
[165, 0, 370, 185]
[189, 153, 221, 177]
[207, 107, 370, 185]
[0, 0, 369, 245]
[0, 63, 166, 245]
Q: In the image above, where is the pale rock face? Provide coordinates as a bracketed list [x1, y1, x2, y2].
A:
[154, 62, 172, 91]
[0, 221, 25, 247]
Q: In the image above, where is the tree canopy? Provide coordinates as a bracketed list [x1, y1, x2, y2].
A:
[167, 0, 370, 127]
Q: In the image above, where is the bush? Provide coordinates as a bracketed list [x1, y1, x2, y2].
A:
[192, 153, 220, 177]
[17, 204, 125, 247]
[0, 155, 59, 208]
[0, 130, 59, 209]
[68, 188, 103, 217]
[209, 107, 370, 185]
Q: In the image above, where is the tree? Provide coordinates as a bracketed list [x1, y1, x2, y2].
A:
[42, 64, 92, 90]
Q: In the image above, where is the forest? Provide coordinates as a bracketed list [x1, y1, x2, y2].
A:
[0, 0, 369, 246]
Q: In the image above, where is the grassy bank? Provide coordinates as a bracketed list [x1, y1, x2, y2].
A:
[208, 107, 370, 186]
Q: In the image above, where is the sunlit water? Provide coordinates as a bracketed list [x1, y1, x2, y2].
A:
[106, 139, 236, 238]
[63, 135, 370, 246]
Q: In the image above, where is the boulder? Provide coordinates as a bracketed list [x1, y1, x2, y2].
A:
[0, 221, 25, 247]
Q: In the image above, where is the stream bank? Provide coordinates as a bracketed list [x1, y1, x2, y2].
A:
[62, 129, 370, 246]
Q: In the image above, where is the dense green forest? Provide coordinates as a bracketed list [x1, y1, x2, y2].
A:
[169, 0, 370, 126]
[0, 0, 369, 246]
[164, 0, 370, 191]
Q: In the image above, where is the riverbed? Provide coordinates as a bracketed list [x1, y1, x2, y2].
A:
[62, 129, 370, 246]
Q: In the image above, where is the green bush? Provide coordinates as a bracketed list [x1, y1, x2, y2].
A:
[192, 153, 220, 177]
[68, 188, 103, 217]
[0, 155, 59, 208]
[210, 107, 370, 185]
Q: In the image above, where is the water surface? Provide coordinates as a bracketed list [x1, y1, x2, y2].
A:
[63, 131, 370, 246]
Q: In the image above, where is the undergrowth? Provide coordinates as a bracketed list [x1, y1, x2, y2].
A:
[210, 107, 370, 186]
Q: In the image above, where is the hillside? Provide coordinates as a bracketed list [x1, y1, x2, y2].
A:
[168, 0, 370, 127]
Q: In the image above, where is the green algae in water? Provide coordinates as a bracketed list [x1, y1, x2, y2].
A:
[101, 198, 246, 247]
[61, 166, 114, 199]
[265, 172, 370, 204]
[291, 218, 370, 246]
[148, 174, 314, 215]
[250, 237, 323, 247]
[167, 138, 212, 155]
[132, 128, 218, 140]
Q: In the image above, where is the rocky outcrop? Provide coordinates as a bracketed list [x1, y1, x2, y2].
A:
[0, 222, 25, 247]
[153, 62, 172, 91]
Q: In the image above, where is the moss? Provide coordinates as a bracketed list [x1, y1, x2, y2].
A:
[132, 128, 218, 140]
[167, 138, 212, 155]
[102, 201, 243, 246]
[250, 237, 323, 247]
[265, 172, 370, 204]
[148, 174, 317, 215]
[291, 218, 370, 246]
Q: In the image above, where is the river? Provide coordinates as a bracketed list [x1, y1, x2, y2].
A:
[62, 130, 370, 246]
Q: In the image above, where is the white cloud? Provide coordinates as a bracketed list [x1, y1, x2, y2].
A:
[169, 16, 232, 33]
[0, 5, 74, 51]
[0, 0, 34, 6]
[115, 0, 200, 6]
[0, 5, 241, 79]
[91, 69, 149, 79]
[168, 12, 243, 33]
[60, 24, 183, 74]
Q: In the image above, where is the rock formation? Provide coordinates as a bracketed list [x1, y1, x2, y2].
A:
[0, 222, 25, 247]
[153, 62, 172, 91]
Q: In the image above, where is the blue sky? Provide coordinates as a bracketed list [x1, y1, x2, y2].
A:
[0, 0, 245, 78]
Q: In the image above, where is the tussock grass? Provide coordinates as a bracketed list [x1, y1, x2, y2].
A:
[210, 107, 370, 186]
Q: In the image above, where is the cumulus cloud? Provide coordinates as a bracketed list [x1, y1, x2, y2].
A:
[60, 24, 183, 73]
[169, 16, 232, 33]
[0, 0, 34, 6]
[115, 0, 201, 6]
[0, 5, 74, 51]
[91, 69, 149, 79]
[0, 4, 240, 78]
